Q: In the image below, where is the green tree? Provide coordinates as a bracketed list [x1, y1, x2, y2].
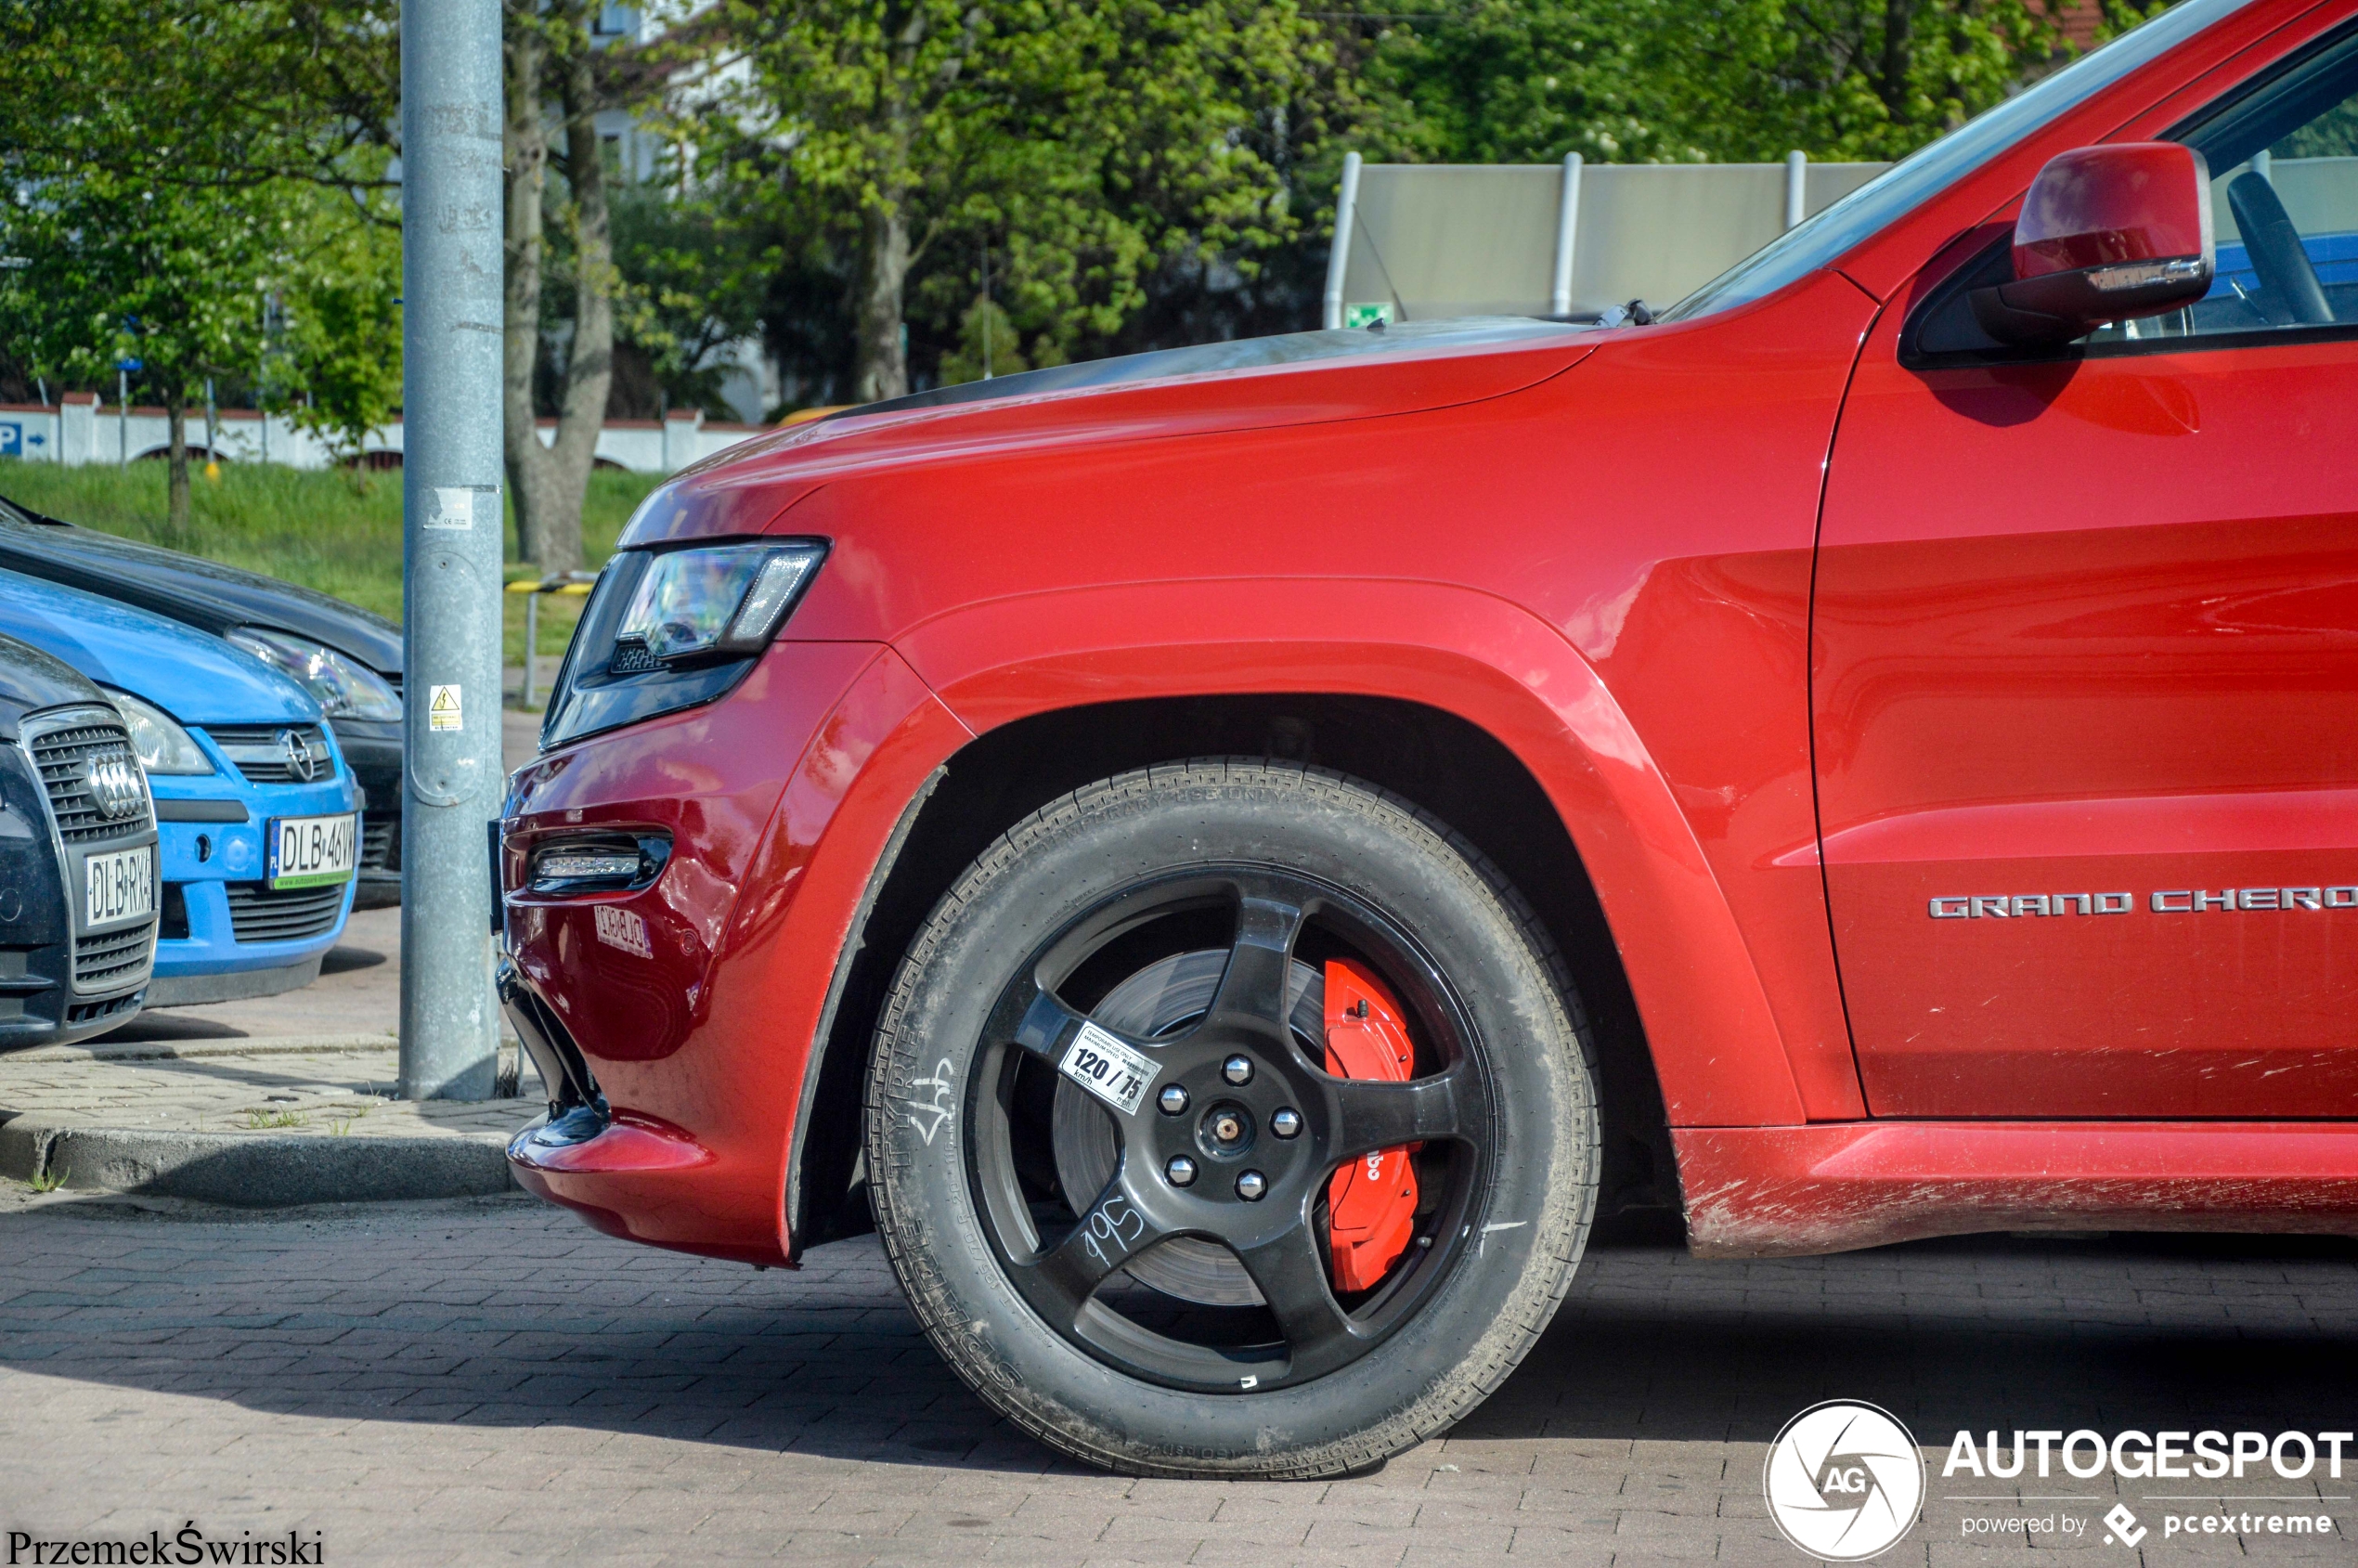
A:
[284, 189, 407, 463]
[0, 0, 404, 507]
[608, 182, 782, 418]
[504, 0, 644, 574]
[0, 175, 304, 527]
[697, 0, 1321, 401]
[1356, 0, 2082, 168]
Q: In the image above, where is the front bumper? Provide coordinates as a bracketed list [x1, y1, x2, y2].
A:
[149, 763, 359, 993]
[499, 640, 965, 1263]
[0, 721, 154, 1051]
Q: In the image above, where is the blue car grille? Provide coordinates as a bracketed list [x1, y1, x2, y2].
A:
[74, 922, 153, 991]
[201, 724, 334, 784]
[29, 720, 151, 843]
[225, 881, 343, 944]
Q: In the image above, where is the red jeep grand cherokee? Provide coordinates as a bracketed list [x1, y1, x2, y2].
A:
[501, 0, 2358, 1477]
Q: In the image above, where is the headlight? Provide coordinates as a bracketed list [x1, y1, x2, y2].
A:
[104, 689, 214, 774]
[224, 628, 404, 722]
[542, 540, 827, 749]
[613, 543, 826, 666]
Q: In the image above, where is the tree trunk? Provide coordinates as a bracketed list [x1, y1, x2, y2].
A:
[165, 401, 190, 534]
[499, 3, 610, 574]
[1879, 0, 1917, 119]
[853, 201, 911, 404]
[501, 12, 557, 566]
[538, 25, 614, 572]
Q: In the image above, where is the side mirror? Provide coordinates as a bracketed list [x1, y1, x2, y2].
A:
[1971, 142, 2213, 345]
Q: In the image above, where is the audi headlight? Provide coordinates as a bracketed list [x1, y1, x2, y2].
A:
[104, 689, 214, 774]
[542, 540, 827, 749]
[224, 628, 404, 722]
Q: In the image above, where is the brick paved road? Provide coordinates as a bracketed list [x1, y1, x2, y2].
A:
[0, 1193, 2352, 1566]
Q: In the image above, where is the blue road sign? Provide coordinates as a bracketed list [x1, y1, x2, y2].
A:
[0, 423, 21, 458]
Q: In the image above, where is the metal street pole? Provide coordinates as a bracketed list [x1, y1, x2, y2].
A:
[398, 0, 504, 1100]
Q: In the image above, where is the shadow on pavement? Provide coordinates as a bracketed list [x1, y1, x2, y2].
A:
[0, 1193, 2353, 1475]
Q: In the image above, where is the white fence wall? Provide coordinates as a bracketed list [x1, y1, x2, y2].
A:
[0, 398, 772, 476]
[1326, 152, 1891, 325]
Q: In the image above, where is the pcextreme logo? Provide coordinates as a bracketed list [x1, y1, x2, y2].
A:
[1763, 1401, 1927, 1562]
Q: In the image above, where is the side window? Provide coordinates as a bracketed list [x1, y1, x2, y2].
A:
[2096, 27, 2358, 343]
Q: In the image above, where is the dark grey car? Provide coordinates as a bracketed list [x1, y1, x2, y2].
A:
[0, 633, 159, 1048]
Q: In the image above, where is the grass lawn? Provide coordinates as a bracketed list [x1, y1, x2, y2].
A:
[0, 459, 663, 667]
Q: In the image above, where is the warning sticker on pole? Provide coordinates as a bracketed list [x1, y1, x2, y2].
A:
[428, 684, 462, 732]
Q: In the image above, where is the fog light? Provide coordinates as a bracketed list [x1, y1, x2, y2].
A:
[525, 832, 671, 894]
[535, 851, 640, 881]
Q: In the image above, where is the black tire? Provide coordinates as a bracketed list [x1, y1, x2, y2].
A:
[864, 759, 1599, 1478]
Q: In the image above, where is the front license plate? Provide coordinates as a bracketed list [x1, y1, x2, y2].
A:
[267, 812, 357, 889]
[84, 845, 154, 927]
[1057, 1020, 1162, 1118]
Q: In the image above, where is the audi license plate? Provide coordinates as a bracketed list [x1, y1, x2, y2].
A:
[84, 846, 154, 927]
[267, 812, 357, 890]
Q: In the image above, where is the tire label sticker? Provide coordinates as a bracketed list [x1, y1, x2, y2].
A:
[1058, 1021, 1161, 1118]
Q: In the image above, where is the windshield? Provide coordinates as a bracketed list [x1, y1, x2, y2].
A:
[1662, 0, 2252, 321]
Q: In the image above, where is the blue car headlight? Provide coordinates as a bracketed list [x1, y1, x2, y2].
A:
[542, 540, 826, 749]
[105, 688, 214, 775]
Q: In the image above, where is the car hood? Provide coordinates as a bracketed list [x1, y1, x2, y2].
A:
[620, 318, 1598, 546]
[0, 509, 403, 677]
[0, 566, 319, 725]
[0, 631, 108, 739]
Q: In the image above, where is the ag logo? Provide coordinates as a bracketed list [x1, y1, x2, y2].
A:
[1763, 1400, 1925, 1561]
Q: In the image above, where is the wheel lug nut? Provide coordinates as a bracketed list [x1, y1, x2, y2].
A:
[1222, 1055, 1254, 1085]
[1157, 1084, 1190, 1116]
[1166, 1155, 1198, 1187]
[1235, 1170, 1267, 1201]
[1271, 1107, 1302, 1138]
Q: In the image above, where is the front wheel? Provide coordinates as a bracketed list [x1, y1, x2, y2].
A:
[865, 760, 1599, 1478]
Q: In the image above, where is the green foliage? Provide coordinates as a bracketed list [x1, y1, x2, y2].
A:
[692, 0, 1328, 392]
[283, 190, 406, 460]
[0, 173, 293, 414]
[938, 294, 1040, 385]
[0, 0, 404, 468]
[1354, 0, 2082, 169]
[608, 183, 781, 418]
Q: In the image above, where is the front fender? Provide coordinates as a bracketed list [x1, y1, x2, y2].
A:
[891, 577, 1812, 1129]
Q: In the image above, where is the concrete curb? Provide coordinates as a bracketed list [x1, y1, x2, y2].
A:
[0, 1113, 516, 1206]
[4, 1034, 400, 1065]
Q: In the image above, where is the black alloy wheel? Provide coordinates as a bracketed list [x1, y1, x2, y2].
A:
[867, 760, 1599, 1479]
[969, 866, 1490, 1392]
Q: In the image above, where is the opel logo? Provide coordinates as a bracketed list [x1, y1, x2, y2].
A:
[84, 753, 148, 821]
[277, 728, 317, 784]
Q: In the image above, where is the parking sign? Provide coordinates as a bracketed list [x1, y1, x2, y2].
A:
[0, 422, 19, 458]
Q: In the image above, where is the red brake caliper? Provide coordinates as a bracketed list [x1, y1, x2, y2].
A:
[1322, 958, 1420, 1293]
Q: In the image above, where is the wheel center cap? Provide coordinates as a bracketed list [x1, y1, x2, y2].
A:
[1198, 1101, 1255, 1158]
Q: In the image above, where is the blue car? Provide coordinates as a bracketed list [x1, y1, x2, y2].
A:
[0, 567, 359, 1004]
